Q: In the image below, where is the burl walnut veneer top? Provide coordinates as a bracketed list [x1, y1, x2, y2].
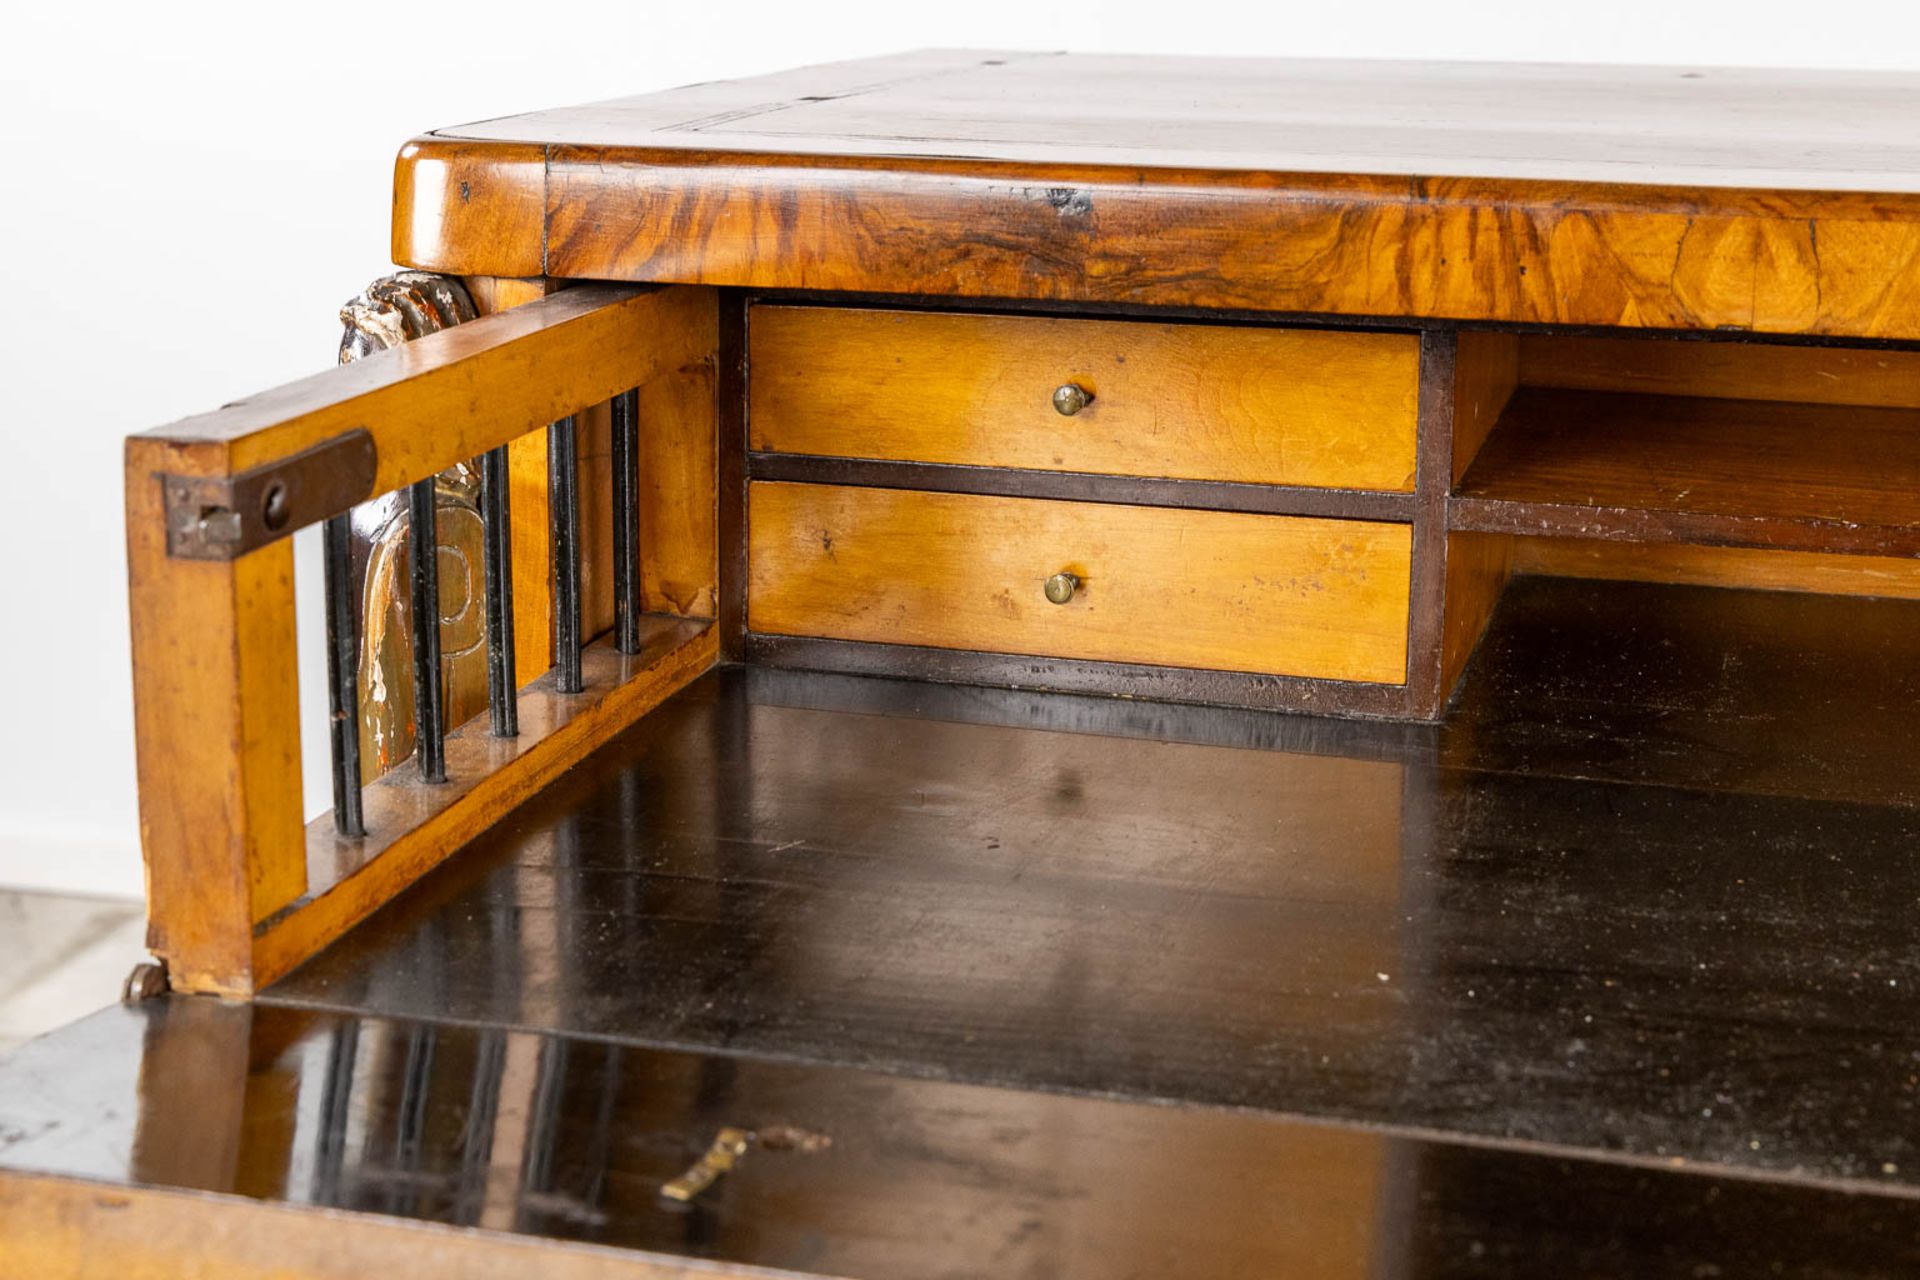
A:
[395, 50, 1920, 339]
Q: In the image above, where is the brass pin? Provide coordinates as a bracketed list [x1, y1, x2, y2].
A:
[660, 1127, 754, 1203]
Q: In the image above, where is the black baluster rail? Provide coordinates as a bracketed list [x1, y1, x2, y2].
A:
[321, 513, 365, 837]
[480, 446, 518, 737]
[408, 478, 447, 782]
[549, 415, 583, 694]
[610, 387, 642, 654]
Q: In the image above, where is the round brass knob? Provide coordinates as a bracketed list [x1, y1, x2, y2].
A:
[1043, 572, 1081, 605]
[1051, 382, 1093, 416]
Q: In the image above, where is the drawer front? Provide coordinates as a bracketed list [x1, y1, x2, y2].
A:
[749, 307, 1420, 492]
[748, 482, 1411, 684]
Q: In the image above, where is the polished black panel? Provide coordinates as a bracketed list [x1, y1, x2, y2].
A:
[265, 579, 1920, 1196]
[4, 1001, 1918, 1280]
[21, 576, 1920, 1273]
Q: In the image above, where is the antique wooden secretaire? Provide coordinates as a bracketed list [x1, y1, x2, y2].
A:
[7, 50, 1920, 1276]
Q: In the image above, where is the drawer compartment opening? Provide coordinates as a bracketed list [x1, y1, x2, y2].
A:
[1440, 330, 1920, 700]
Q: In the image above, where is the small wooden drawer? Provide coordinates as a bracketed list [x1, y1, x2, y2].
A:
[748, 482, 1412, 683]
[749, 306, 1420, 492]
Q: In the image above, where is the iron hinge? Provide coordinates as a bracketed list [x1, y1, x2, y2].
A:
[161, 428, 378, 560]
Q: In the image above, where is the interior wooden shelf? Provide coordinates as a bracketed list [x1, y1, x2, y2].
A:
[1451, 388, 1920, 556]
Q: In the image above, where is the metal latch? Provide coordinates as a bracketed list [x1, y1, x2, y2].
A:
[161, 428, 377, 560]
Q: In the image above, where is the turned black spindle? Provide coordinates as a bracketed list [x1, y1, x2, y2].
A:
[321, 513, 365, 837]
[550, 415, 583, 694]
[408, 478, 447, 782]
[611, 388, 642, 654]
[480, 446, 517, 737]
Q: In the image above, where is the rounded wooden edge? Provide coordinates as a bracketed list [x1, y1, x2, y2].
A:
[392, 136, 546, 277]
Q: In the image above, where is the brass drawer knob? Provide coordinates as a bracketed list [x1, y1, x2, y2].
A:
[1043, 572, 1081, 605]
[1051, 382, 1093, 416]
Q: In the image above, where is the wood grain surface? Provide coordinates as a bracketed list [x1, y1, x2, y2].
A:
[394, 53, 1920, 339]
[124, 454, 305, 987]
[1519, 333, 1920, 409]
[138, 285, 709, 497]
[1452, 388, 1920, 555]
[748, 481, 1411, 683]
[1513, 538, 1920, 600]
[748, 306, 1418, 490]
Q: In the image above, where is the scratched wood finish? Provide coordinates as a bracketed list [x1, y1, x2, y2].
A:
[394, 53, 1920, 339]
[748, 306, 1419, 491]
[1453, 388, 1920, 556]
[748, 481, 1411, 683]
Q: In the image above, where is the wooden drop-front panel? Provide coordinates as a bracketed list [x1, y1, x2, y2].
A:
[747, 482, 1412, 685]
[749, 306, 1420, 492]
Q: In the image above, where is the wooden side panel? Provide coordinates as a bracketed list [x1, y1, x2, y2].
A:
[509, 430, 553, 683]
[1452, 332, 1519, 484]
[1520, 334, 1920, 409]
[1430, 335, 1520, 707]
[747, 482, 1411, 684]
[1440, 533, 1514, 695]
[749, 306, 1420, 492]
[638, 293, 720, 618]
[1514, 538, 1920, 600]
[579, 398, 616, 641]
[126, 441, 306, 992]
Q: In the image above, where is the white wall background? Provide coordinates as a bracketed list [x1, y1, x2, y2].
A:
[2, 0, 1916, 901]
